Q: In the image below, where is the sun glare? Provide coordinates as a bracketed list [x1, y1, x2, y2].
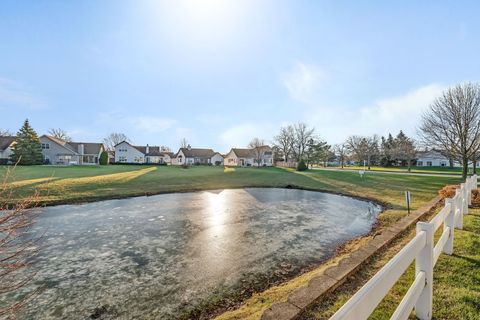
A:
[152, 0, 252, 53]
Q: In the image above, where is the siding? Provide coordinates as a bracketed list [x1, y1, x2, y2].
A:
[115, 142, 145, 163]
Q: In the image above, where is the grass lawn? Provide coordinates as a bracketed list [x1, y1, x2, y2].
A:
[2, 165, 459, 219]
[302, 208, 480, 320]
[1, 165, 470, 319]
[334, 165, 463, 175]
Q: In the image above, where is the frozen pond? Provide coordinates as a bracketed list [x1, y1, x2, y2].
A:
[14, 188, 381, 319]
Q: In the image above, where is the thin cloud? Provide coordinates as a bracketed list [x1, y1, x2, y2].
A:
[129, 116, 177, 133]
[0, 77, 45, 110]
[219, 122, 275, 149]
[281, 61, 326, 103]
[307, 83, 447, 143]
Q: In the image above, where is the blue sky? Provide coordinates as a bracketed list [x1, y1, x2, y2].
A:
[1, 1, 479, 152]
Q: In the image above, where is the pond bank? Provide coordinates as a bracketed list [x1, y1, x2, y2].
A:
[12, 188, 381, 319]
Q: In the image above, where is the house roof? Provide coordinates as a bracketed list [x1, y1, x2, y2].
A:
[178, 148, 216, 158]
[0, 136, 15, 151]
[231, 148, 255, 158]
[230, 146, 272, 158]
[115, 141, 171, 157]
[416, 149, 448, 159]
[68, 142, 104, 155]
[42, 135, 103, 155]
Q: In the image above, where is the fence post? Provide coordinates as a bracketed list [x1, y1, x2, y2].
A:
[455, 190, 463, 230]
[415, 222, 434, 320]
[469, 177, 473, 205]
[462, 183, 468, 215]
[443, 199, 454, 255]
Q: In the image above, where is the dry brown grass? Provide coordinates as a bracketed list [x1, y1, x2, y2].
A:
[438, 184, 460, 199]
[0, 165, 42, 318]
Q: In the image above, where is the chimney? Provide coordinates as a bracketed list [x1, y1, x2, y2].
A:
[146, 144, 150, 154]
[78, 144, 84, 155]
[187, 144, 191, 150]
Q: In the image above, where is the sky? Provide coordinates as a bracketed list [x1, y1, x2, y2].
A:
[1, 0, 479, 153]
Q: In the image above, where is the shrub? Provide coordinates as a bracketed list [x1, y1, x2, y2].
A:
[297, 160, 308, 171]
[215, 161, 222, 166]
[438, 184, 460, 199]
[99, 151, 108, 165]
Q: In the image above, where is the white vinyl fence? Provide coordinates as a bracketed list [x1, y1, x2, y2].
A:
[330, 174, 478, 320]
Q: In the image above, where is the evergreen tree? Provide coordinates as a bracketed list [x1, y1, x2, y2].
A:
[380, 133, 395, 166]
[11, 119, 43, 165]
[393, 130, 416, 170]
[99, 151, 109, 165]
[296, 159, 308, 171]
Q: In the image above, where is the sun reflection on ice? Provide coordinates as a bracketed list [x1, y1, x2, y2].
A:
[205, 190, 228, 228]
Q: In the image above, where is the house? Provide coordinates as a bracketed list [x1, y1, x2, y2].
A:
[0, 136, 15, 164]
[114, 141, 173, 164]
[40, 135, 104, 165]
[224, 145, 274, 167]
[415, 150, 450, 167]
[173, 145, 223, 165]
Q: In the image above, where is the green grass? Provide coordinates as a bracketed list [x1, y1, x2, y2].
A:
[303, 209, 480, 320]
[1, 165, 460, 229]
[336, 165, 463, 175]
[1, 165, 475, 319]
[1, 165, 458, 211]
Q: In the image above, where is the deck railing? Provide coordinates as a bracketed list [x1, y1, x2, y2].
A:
[330, 174, 477, 320]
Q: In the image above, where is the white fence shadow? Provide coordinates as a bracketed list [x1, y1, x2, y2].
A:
[330, 174, 477, 320]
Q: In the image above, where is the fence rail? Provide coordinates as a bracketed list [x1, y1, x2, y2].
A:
[330, 174, 478, 320]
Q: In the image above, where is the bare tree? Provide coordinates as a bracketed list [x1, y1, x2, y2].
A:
[273, 125, 295, 162]
[419, 83, 480, 179]
[293, 122, 315, 161]
[392, 131, 417, 171]
[248, 137, 266, 166]
[346, 135, 379, 169]
[0, 166, 41, 317]
[103, 133, 130, 151]
[333, 143, 348, 168]
[180, 138, 189, 149]
[0, 128, 13, 136]
[47, 128, 71, 142]
[346, 135, 366, 164]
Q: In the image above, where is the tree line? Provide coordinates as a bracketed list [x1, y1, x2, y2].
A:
[271, 83, 480, 179]
[272, 123, 417, 171]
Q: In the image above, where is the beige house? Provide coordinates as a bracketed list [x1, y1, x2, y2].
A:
[40, 135, 104, 165]
[224, 146, 274, 167]
[173, 145, 223, 165]
[0, 136, 15, 164]
[114, 141, 173, 164]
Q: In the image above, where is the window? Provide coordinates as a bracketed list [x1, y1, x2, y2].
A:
[427, 161, 433, 166]
[417, 161, 423, 166]
[264, 151, 272, 156]
[440, 161, 447, 167]
[118, 156, 127, 162]
[118, 148, 128, 152]
[41, 143, 50, 149]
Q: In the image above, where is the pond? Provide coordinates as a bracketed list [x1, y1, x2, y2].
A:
[14, 188, 381, 319]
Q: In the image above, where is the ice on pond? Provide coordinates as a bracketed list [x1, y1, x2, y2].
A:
[12, 188, 381, 319]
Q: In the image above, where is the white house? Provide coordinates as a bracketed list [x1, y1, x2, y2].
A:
[211, 152, 224, 166]
[415, 150, 450, 167]
[224, 146, 274, 167]
[172, 145, 223, 165]
[114, 141, 173, 164]
[0, 136, 15, 164]
[40, 135, 104, 165]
